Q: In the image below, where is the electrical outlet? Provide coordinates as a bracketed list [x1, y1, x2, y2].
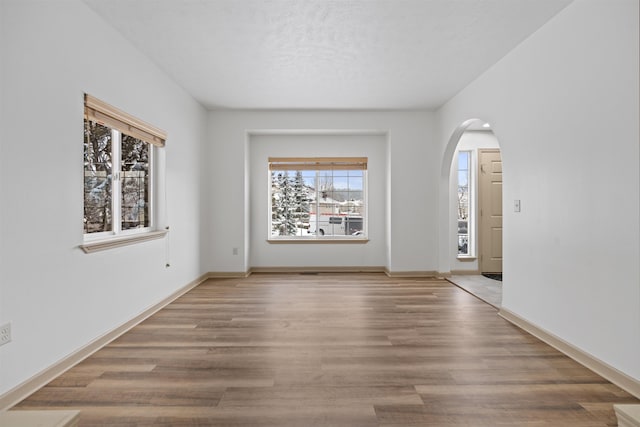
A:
[0, 322, 11, 346]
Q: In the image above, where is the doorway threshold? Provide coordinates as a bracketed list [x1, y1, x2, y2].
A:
[447, 275, 502, 309]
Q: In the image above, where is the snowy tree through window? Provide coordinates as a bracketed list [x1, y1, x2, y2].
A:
[84, 121, 113, 233]
[269, 158, 367, 240]
[84, 121, 151, 234]
[83, 94, 165, 240]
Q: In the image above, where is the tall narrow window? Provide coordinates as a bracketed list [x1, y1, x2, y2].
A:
[84, 121, 113, 233]
[83, 94, 165, 240]
[268, 157, 367, 240]
[457, 151, 471, 255]
[120, 134, 151, 230]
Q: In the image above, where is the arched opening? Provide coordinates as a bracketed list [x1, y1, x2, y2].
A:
[440, 119, 503, 307]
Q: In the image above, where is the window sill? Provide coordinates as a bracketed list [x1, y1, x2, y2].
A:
[268, 238, 369, 244]
[80, 230, 168, 253]
[456, 256, 477, 262]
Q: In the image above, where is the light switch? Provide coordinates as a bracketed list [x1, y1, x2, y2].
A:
[514, 200, 521, 212]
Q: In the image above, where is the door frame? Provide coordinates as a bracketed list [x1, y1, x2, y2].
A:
[438, 118, 505, 277]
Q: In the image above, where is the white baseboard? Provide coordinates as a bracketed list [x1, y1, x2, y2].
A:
[249, 266, 386, 274]
[450, 269, 482, 276]
[207, 268, 442, 278]
[0, 273, 210, 411]
[0, 410, 80, 426]
[499, 308, 640, 399]
[207, 271, 252, 278]
[384, 269, 439, 278]
[615, 405, 640, 427]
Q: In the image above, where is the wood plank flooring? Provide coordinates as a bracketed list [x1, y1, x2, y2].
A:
[12, 273, 639, 426]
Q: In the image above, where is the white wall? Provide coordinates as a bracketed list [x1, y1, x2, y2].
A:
[0, 0, 207, 397]
[204, 110, 436, 274]
[0, 0, 5, 340]
[450, 131, 501, 272]
[437, 0, 639, 380]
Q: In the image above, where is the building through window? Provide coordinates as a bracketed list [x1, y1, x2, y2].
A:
[268, 157, 367, 240]
[457, 150, 471, 255]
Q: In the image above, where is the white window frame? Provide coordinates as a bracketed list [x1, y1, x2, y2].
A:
[83, 129, 155, 241]
[81, 94, 167, 253]
[268, 157, 368, 243]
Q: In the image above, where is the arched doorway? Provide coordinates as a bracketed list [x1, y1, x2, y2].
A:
[440, 119, 503, 307]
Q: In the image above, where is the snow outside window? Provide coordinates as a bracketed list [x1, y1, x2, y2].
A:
[83, 94, 165, 241]
[269, 157, 367, 240]
[457, 151, 471, 255]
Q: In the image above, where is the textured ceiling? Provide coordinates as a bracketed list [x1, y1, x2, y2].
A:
[83, 0, 573, 110]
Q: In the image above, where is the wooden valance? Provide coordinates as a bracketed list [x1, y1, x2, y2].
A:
[84, 94, 166, 147]
[268, 157, 367, 171]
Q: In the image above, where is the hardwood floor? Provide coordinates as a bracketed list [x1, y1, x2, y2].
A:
[13, 273, 639, 426]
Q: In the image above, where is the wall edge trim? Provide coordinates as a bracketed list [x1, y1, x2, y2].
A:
[499, 308, 640, 399]
[0, 273, 210, 411]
